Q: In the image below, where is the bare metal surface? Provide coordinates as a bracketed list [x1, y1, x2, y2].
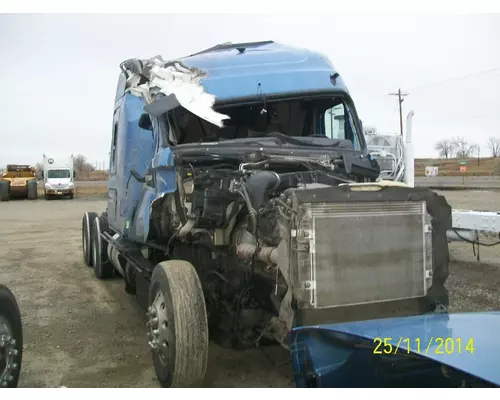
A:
[452, 209, 500, 232]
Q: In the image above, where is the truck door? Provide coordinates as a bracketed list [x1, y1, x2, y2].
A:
[107, 107, 120, 229]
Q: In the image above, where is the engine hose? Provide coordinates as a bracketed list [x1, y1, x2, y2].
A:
[244, 171, 280, 211]
[237, 184, 258, 235]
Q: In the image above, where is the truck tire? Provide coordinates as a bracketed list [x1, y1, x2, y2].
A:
[82, 211, 98, 267]
[0, 284, 23, 388]
[0, 181, 9, 202]
[92, 216, 114, 279]
[27, 180, 37, 200]
[148, 260, 209, 388]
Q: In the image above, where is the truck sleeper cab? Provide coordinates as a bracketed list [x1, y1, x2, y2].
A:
[81, 41, 452, 388]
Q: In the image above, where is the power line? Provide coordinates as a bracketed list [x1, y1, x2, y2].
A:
[409, 66, 500, 94]
[389, 89, 409, 136]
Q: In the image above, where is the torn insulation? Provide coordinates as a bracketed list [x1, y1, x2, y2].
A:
[122, 57, 230, 128]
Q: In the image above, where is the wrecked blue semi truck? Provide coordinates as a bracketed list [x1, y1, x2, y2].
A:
[81, 41, 453, 387]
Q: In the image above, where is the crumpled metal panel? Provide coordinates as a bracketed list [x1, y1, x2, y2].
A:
[123, 58, 229, 127]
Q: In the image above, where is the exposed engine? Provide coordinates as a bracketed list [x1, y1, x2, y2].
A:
[142, 155, 450, 350]
[146, 163, 331, 347]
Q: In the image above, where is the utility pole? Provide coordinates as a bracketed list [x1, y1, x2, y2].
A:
[389, 89, 409, 136]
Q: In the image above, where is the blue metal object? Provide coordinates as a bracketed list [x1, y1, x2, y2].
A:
[290, 312, 500, 387]
[181, 41, 348, 102]
[114, 41, 349, 104]
[106, 41, 360, 242]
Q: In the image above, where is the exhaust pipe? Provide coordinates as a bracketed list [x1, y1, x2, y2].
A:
[403, 110, 415, 188]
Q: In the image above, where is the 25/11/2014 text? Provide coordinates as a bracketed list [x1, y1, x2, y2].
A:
[372, 337, 475, 355]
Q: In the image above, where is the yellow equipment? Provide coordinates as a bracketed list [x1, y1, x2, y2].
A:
[0, 164, 38, 201]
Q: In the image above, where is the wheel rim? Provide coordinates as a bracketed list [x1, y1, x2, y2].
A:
[83, 224, 88, 257]
[92, 234, 98, 268]
[147, 290, 173, 366]
[93, 218, 101, 268]
[0, 316, 19, 387]
[83, 214, 89, 259]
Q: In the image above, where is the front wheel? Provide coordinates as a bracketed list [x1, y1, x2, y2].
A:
[147, 260, 209, 388]
[0, 285, 23, 388]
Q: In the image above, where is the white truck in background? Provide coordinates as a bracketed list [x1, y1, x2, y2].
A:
[42, 154, 75, 199]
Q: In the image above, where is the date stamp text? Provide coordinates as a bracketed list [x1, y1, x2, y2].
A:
[373, 337, 475, 355]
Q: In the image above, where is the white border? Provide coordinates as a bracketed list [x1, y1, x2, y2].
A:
[1, 1, 499, 394]
[1, 0, 500, 13]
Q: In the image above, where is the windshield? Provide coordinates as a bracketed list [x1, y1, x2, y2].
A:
[47, 169, 70, 179]
[162, 95, 362, 150]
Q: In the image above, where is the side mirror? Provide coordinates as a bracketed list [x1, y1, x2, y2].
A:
[138, 113, 153, 131]
[41, 171, 44, 179]
[73, 171, 76, 179]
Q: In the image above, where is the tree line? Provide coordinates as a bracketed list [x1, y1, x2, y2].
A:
[435, 137, 500, 159]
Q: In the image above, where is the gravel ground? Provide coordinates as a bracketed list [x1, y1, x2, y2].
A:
[0, 196, 293, 388]
[434, 190, 500, 314]
[0, 189, 499, 387]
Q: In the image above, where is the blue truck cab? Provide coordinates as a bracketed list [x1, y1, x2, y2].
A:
[81, 41, 452, 387]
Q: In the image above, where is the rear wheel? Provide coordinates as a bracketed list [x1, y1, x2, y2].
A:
[0, 285, 23, 388]
[147, 260, 209, 388]
[27, 180, 37, 200]
[82, 212, 98, 267]
[0, 182, 9, 202]
[92, 216, 114, 279]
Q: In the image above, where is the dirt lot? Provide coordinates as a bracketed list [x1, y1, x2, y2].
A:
[0, 196, 293, 388]
[434, 190, 500, 314]
[1, 189, 499, 387]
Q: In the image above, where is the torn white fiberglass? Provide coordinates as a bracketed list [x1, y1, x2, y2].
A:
[123, 56, 230, 128]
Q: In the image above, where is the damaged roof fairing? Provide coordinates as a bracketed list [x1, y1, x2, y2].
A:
[121, 56, 230, 128]
[120, 41, 349, 125]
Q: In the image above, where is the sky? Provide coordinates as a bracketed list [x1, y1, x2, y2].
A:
[0, 13, 499, 166]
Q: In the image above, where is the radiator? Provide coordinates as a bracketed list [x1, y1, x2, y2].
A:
[292, 201, 433, 310]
